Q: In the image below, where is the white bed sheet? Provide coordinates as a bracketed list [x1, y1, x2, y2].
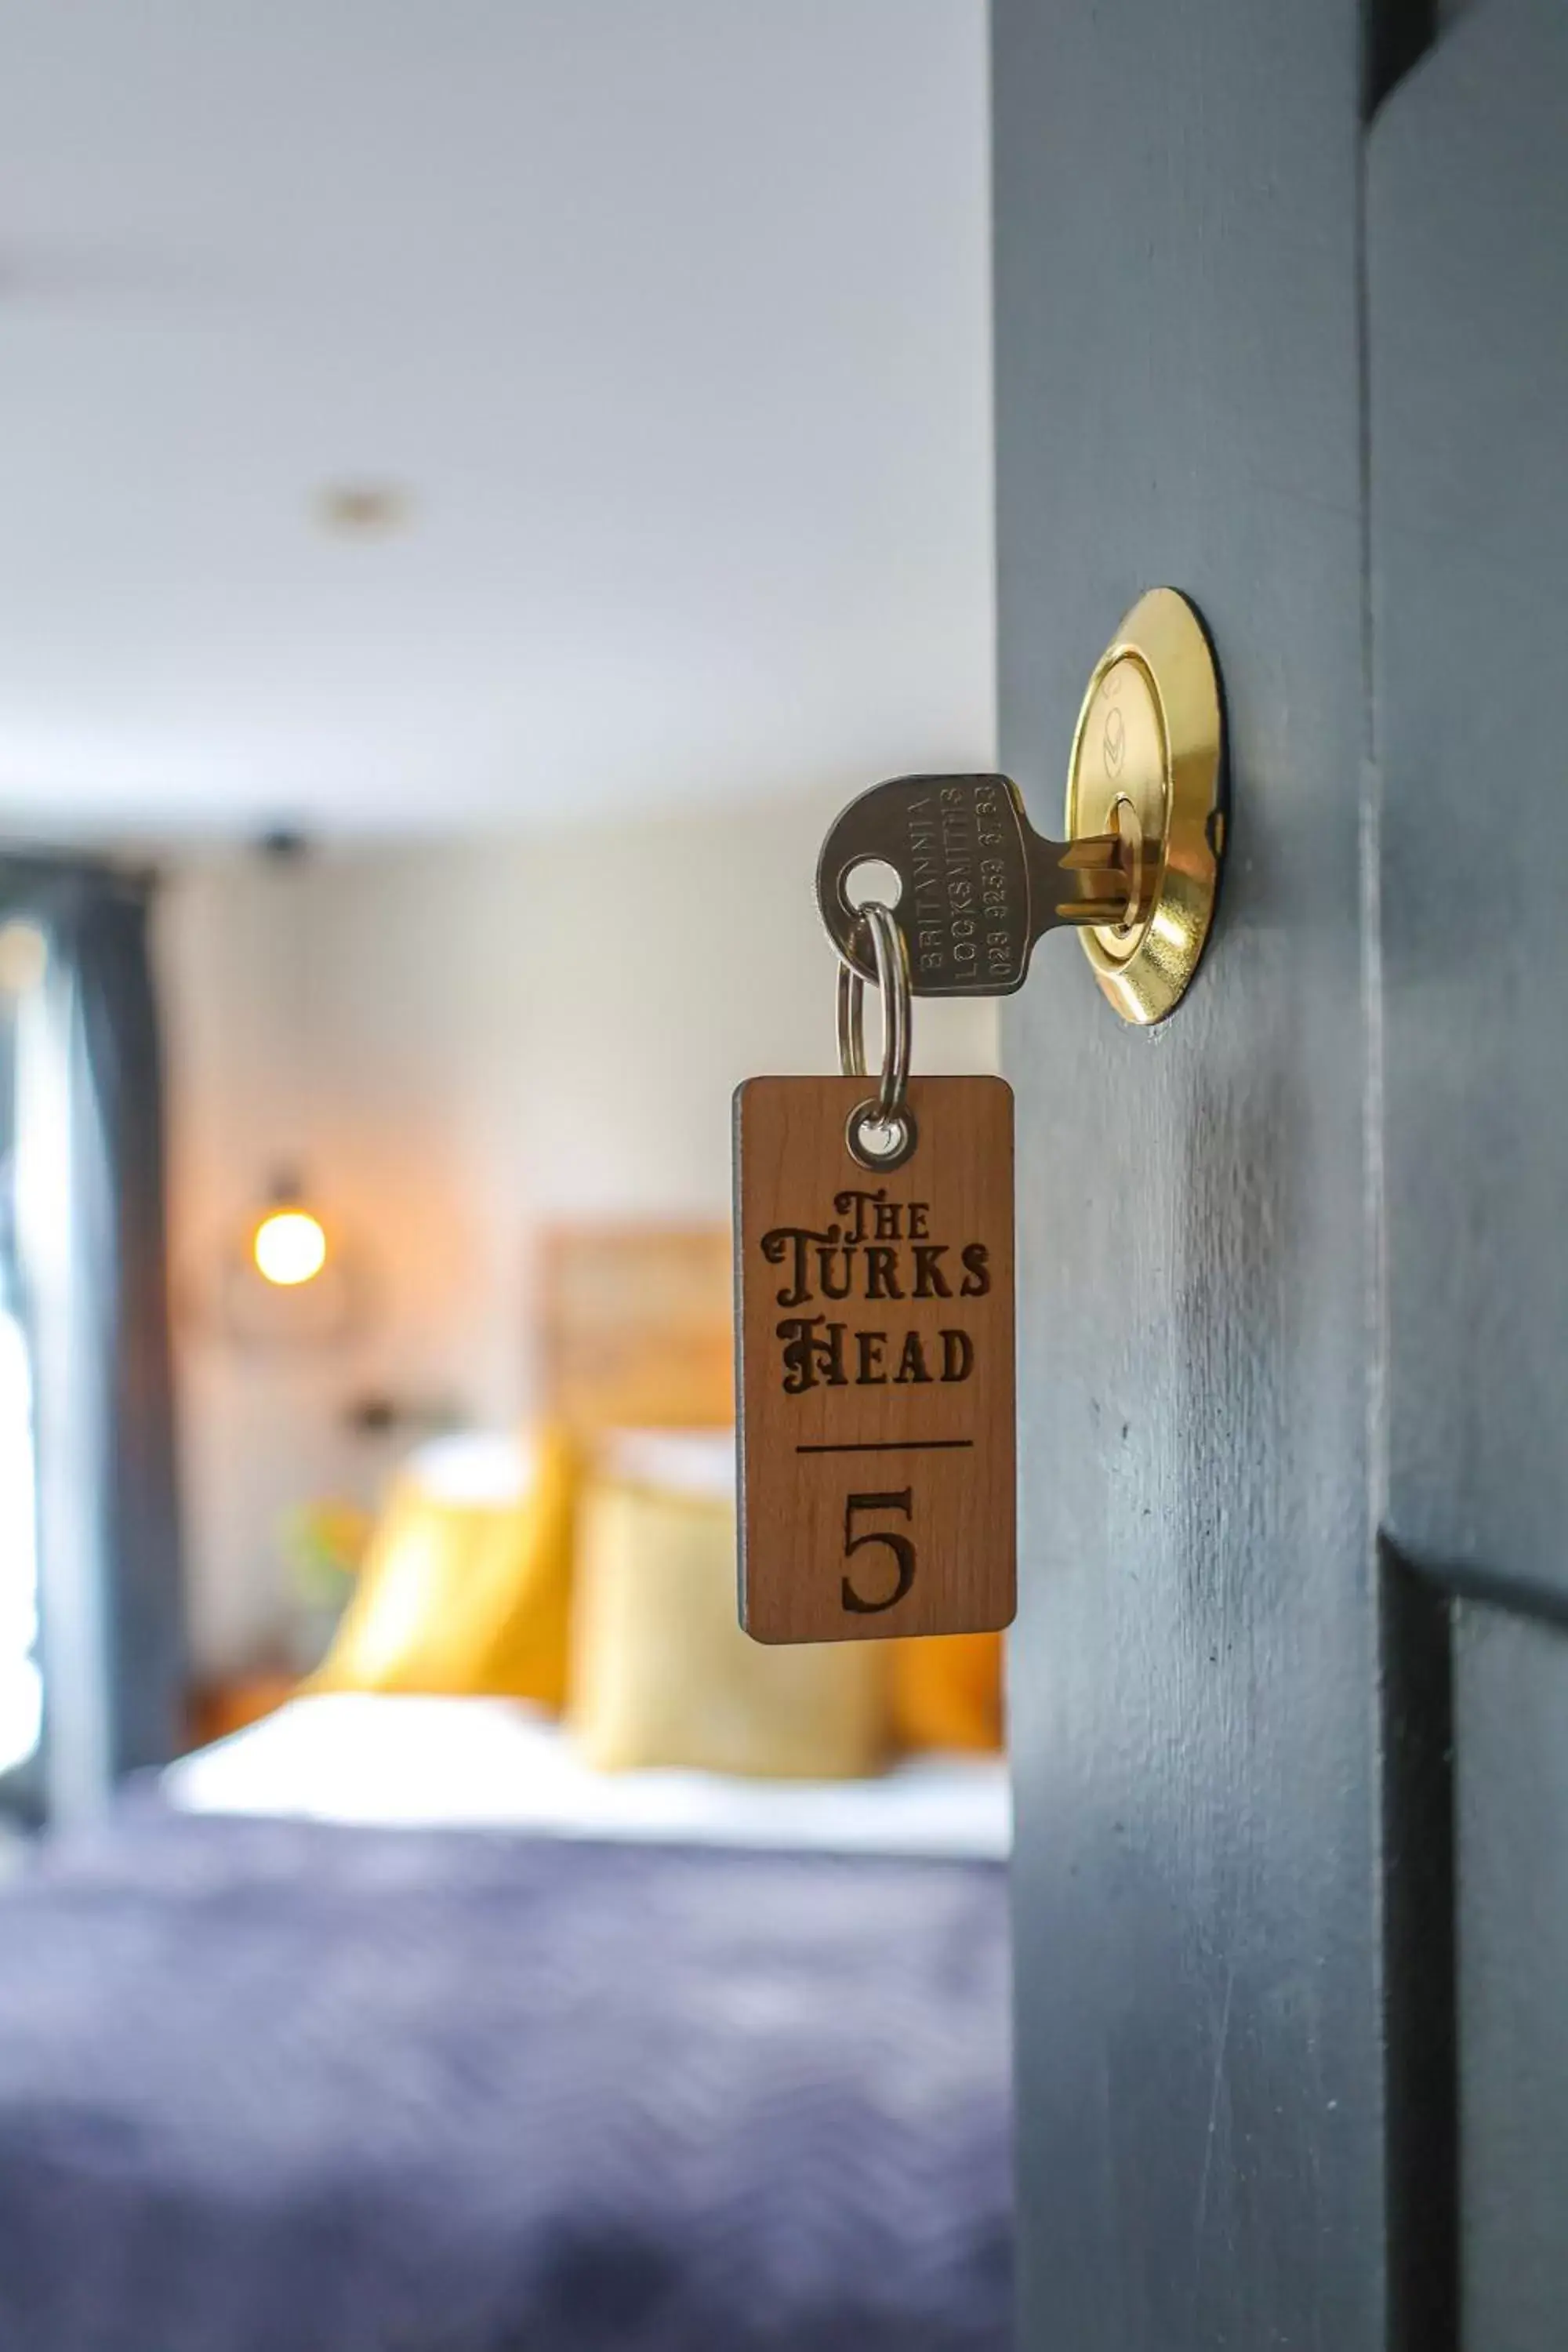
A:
[165, 1693, 1011, 1860]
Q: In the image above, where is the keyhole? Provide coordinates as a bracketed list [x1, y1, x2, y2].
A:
[1109, 795, 1146, 940]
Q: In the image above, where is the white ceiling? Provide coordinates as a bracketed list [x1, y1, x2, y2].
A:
[0, 2, 993, 840]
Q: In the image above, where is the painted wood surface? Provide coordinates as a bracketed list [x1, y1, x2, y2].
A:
[1452, 1606, 1568, 2348]
[993, 2, 1385, 2343]
[1371, 9, 1568, 2347]
[1370, 0, 1568, 1612]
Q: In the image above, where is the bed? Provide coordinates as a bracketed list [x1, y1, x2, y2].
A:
[0, 1228, 1013, 2352]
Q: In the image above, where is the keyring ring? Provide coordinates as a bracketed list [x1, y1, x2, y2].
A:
[836, 901, 918, 1170]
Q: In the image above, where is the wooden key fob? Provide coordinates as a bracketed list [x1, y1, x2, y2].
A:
[734, 1074, 1015, 1644]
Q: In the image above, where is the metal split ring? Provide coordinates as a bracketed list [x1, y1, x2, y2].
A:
[836, 900, 918, 1171]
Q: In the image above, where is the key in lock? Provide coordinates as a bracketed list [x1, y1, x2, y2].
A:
[816, 773, 1132, 996]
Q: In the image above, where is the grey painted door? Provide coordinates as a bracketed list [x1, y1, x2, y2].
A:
[994, 1, 1567, 2345]
[1372, 5, 1568, 2345]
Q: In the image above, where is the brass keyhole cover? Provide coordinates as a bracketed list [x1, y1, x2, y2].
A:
[1064, 586, 1225, 1025]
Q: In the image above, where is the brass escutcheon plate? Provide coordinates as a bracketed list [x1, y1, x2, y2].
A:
[1064, 586, 1225, 1025]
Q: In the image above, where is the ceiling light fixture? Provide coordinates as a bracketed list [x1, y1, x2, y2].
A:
[315, 480, 412, 537]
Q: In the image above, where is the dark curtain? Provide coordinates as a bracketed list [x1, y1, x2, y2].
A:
[1, 857, 184, 1809]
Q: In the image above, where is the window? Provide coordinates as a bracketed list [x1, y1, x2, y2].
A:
[0, 920, 47, 1802]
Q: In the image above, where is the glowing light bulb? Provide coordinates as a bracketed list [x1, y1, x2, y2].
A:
[253, 1207, 328, 1287]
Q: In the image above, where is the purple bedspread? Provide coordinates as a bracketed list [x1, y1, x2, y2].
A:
[0, 1805, 1011, 2352]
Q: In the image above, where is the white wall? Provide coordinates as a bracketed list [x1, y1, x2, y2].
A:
[159, 793, 999, 1674]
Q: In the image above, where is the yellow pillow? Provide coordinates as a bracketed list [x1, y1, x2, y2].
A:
[570, 1475, 888, 1778]
[311, 1428, 577, 1708]
[889, 1632, 1006, 1752]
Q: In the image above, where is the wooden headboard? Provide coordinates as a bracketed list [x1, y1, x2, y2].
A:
[539, 1225, 734, 1432]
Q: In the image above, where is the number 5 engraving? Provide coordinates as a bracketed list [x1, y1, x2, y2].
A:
[841, 1490, 916, 1614]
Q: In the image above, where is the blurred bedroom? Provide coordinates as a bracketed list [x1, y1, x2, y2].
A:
[0, 8, 1009, 2350]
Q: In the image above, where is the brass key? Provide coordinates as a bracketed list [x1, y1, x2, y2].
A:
[815, 773, 1130, 996]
